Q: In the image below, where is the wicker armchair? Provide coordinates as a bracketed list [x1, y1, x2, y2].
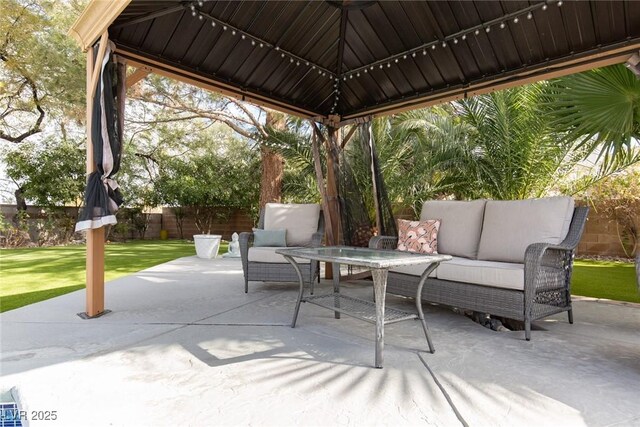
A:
[370, 206, 589, 341]
[239, 205, 324, 294]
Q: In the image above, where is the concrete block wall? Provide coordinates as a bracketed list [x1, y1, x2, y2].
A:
[576, 201, 638, 258]
[0, 204, 255, 242]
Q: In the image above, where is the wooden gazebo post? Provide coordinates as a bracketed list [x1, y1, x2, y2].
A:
[82, 32, 108, 318]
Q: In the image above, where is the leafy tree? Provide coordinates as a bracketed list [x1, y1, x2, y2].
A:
[154, 138, 260, 234]
[0, 0, 85, 143]
[4, 139, 85, 207]
[128, 75, 286, 207]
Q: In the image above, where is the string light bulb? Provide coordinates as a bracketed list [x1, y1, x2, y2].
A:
[485, 26, 491, 33]
[557, 1, 563, 6]
[514, 17, 519, 23]
[211, 21, 216, 27]
[500, 22, 505, 29]
[542, 4, 548, 10]
[527, 12, 533, 19]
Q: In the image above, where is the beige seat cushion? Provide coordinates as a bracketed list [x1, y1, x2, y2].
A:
[477, 197, 575, 263]
[436, 257, 524, 290]
[264, 203, 320, 247]
[248, 247, 310, 264]
[390, 264, 438, 278]
[420, 200, 487, 259]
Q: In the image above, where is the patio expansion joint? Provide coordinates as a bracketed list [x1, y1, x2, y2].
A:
[417, 352, 469, 427]
[192, 289, 291, 323]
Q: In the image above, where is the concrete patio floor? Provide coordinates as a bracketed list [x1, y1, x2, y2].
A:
[1, 256, 639, 427]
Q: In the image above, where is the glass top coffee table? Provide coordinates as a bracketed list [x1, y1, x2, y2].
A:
[275, 246, 451, 368]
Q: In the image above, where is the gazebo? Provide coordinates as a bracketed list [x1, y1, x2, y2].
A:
[69, 0, 640, 318]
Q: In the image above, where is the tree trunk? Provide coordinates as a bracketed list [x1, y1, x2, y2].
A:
[259, 111, 285, 209]
[13, 187, 27, 226]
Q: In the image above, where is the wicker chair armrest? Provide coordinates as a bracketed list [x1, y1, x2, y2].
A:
[523, 241, 575, 299]
[239, 231, 253, 248]
[239, 232, 253, 273]
[369, 235, 398, 250]
[524, 241, 571, 268]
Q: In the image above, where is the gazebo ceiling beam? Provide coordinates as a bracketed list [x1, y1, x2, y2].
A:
[110, 5, 184, 30]
[125, 66, 152, 89]
[331, 8, 349, 115]
[116, 48, 319, 119]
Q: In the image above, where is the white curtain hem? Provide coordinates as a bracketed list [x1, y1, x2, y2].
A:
[75, 215, 117, 232]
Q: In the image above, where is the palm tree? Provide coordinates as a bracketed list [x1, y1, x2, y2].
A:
[547, 64, 640, 288]
[547, 64, 640, 171]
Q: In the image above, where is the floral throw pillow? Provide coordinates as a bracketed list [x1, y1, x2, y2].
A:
[396, 219, 440, 254]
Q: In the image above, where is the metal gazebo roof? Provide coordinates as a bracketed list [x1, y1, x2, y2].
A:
[71, 0, 640, 122]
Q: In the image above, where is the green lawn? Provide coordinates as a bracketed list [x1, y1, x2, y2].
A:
[572, 259, 639, 303]
[0, 240, 228, 313]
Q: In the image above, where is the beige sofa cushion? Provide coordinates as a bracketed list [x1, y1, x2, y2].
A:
[477, 197, 575, 263]
[420, 200, 487, 259]
[264, 203, 320, 247]
[248, 247, 310, 264]
[390, 264, 438, 278]
[436, 257, 524, 290]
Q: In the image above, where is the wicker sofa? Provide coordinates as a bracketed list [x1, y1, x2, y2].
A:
[239, 203, 324, 294]
[369, 197, 589, 340]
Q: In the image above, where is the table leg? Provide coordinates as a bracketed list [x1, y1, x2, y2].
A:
[285, 255, 305, 328]
[332, 262, 341, 319]
[416, 263, 439, 353]
[371, 268, 388, 369]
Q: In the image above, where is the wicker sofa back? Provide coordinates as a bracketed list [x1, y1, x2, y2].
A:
[370, 198, 589, 341]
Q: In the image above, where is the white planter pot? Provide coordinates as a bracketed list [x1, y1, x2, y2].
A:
[193, 234, 222, 259]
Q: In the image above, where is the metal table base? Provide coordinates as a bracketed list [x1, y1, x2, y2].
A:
[284, 255, 440, 368]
